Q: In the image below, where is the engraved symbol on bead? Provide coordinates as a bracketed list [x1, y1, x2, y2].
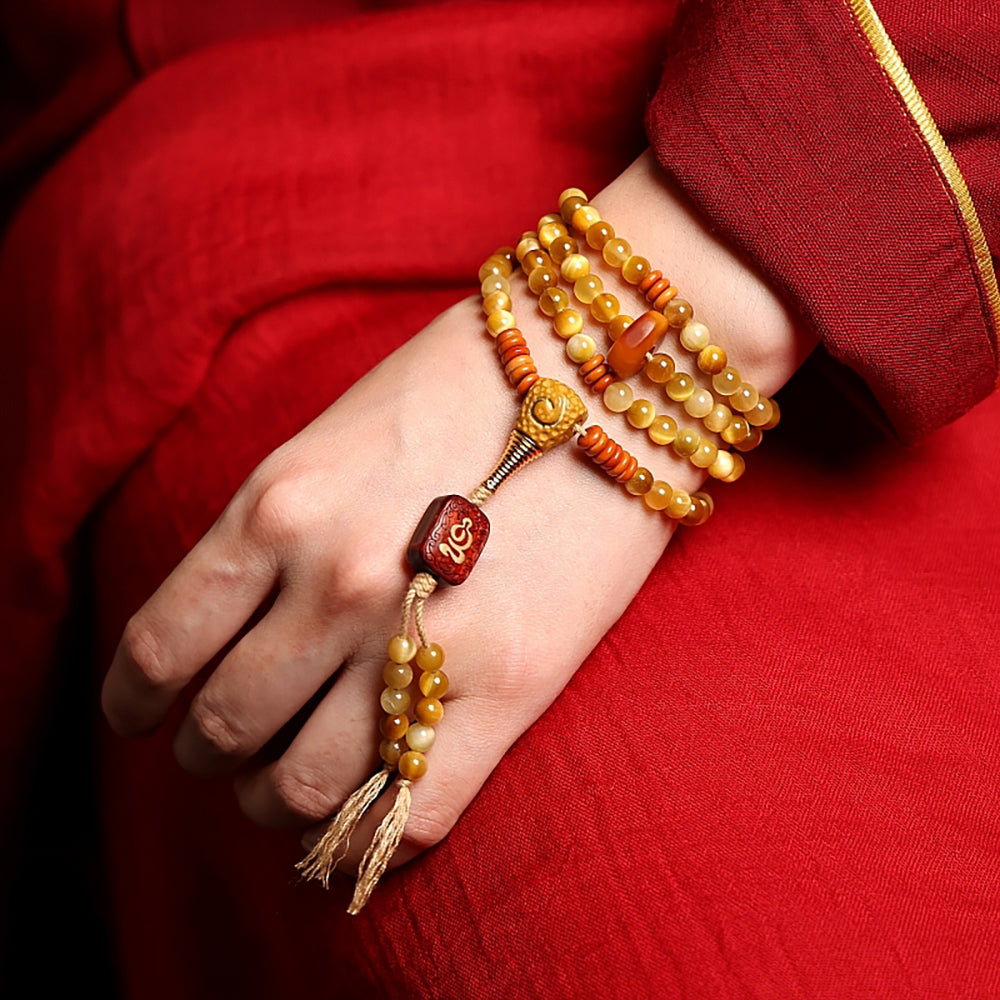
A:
[438, 517, 474, 564]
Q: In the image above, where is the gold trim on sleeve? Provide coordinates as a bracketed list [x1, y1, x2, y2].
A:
[845, 0, 1000, 339]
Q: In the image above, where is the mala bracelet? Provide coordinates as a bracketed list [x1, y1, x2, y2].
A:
[298, 191, 778, 913]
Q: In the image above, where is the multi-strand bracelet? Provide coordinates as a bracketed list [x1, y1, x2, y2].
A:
[297, 188, 780, 912]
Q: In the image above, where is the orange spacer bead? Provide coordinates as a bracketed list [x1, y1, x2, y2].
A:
[579, 355, 605, 377]
[583, 364, 609, 385]
[591, 372, 615, 392]
[645, 277, 671, 303]
[499, 344, 530, 364]
[515, 371, 540, 394]
[594, 440, 618, 464]
[639, 270, 664, 293]
[578, 424, 606, 450]
[652, 286, 678, 310]
[616, 455, 639, 483]
[506, 358, 536, 383]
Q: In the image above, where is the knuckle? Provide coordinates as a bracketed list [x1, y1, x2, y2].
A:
[186, 697, 247, 760]
[268, 765, 337, 822]
[121, 615, 174, 688]
[243, 477, 308, 546]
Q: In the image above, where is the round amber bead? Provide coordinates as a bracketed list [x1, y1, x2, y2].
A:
[398, 751, 428, 781]
[603, 382, 633, 413]
[734, 425, 764, 452]
[537, 213, 561, 227]
[478, 255, 513, 282]
[626, 399, 656, 429]
[673, 428, 700, 457]
[763, 398, 781, 430]
[415, 643, 444, 671]
[527, 266, 559, 295]
[622, 255, 651, 285]
[405, 723, 436, 752]
[559, 194, 587, 223]
[415, 697, 444, 726]
[548, 235, 579, 265]
[515, 236, 541, 262]
[666, 488, 692, 520]
[665, 372, 695, 402]
[379, 739, 406, 767]
[553, 309, 583, 339]
[683, 388, 715, 420]
[697, 344, 727, 374]
[690, 439, 719, 469]
[679, 321, 711, 352]
[731, 382, 760, 413]
[382, 662, 413, 689]
[419, 669, 450, 698]
[571, 205, 602, 233]
[538, 286, 570, 317]
[645, 353, 675, 383]
[746, 397, 774, 427]
[585, 221, 614, 249]
[486, 310, 516, 336]
[560, 254, 591, 281]
[521, 248, 550, 272]
[482, 290, 511, 315]
[703, 402, 733, 433]
[558, 186, 587, 208]
[663, 298, 693, 328]
[625, 467, 653, 495]
[574, 274, 603, 304]
[708, 449, 735, 480]
[643, 481, 672, 511]
[380, 714, 409, 740]
[712, 367, 741, 396]
[608, 315, 633, 341]
[591, 293, 620, 323]
[721, 452, 746, 483]
[538, 220, 569, 249]
[602, 238, 632, 267]
[721, 416, 751, 445]
[387, 635, 417, 663]
[380, 686, 411, 715]
[683, 493, 713, 526]
[566, 334, 597, 364]
[481, 274, 510, 298]
[648, 413, 678, 445]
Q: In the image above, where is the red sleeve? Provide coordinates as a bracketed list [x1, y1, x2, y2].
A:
[646, 0, 1000, 443]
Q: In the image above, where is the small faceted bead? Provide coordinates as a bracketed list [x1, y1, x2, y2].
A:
[690, 439, 719, 469]
[419, 669, 450, 698]
[558, 186, 588, 207]
[648, 413, 678, 445]
[415, 643, 445, 671]
[662, 298, 694, 327]
[645, 353, 675, 383]
[703, 402, 733, 433]
[643, 481, 672, 511]
[585, 221, 614, 248]
[538, 220, 569, 249]
[398, 751, 428, 781]
[731, 382, 760, 413]
[684, 388, 715, 420]
[538, 286, 570, 316]
[679, 321, 711, 352]
[673, 428, 700, 457]
[387, 635, 417, 663]
[734, 425, 764, 452]
[666, 488, 692, 520]
[382, 662, 413, 689]
[553, 308, 584, 338]
[486, 310, 517, 336]
[560, 253, 591, 281]
[721, 416, 751, 445]
[478, 255, 513, 282]
[548, 235, 578, 264]
[712, 367, 741, 396]
[608, 314, 633, 341]
[625, 467, 653, 495]
[574, 274, 603, 304]
[521, 248, 550, 271]
[405, 724, 436, 752]
[379, 739, 406, 767]
[708, 449, 736, 480]
[527, 266, 559, 295]
[591, 292, 620, 323]
[602, 238, 631, 267]
[481, 274, 510, 298]
[603, 381, 634, 413]
[608, 310, 669, 378]
[566, 334, 597, 363]
[571, 205, 602, 232]
[380, 686, 411, 715]
[697, 344, 727, 374]
[415, 697, 444, 726]
[665, 372, 695, 402]
[482, 290, 511, 315]
[380, 714, 409, 740]
[721, 452, 746, 482]
[746, 397, 775, 427]
[626, 399, 656, 429]
[622, 255, 651, 285]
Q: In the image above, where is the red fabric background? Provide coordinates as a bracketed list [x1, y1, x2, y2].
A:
[2, 1, 999, 997]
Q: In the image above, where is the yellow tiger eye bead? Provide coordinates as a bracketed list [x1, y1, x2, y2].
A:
[478, 255, 513, 282]
[679, 321, 711, 352]
[626, 399, 656, 429]
[415, 697, 444, 726]
[648, 413, 678, 445]
[574, 274, 603, 304]
[608, 314, 633, 341]
[689, 439, 719, 469]
[590, 292, 620, 323]
[708, 449, 735, 480]
[415, 643, 444, 671]
[515, 236, 541, 262]
[733, 425, 764, 452]
[404, 723, 436, 752]
[665, 372, 695, 402]
[673, 428, 700, 457]
[703, 402, 733, 433]
[697, 344, 727, 374]
[683, 388, 715, 420]
[585, 220, 614, 249]
[566, 334, 597, 363]
[571, 205, 601, 232]
[521, 248, 550, 272]
[559, 195, 588, 224]
[482, 290, 511, 315]
[538, 286, 570, 316]
[746, 397, 774, 427]
[537, 213, 562, 227]
[553, 308, 584, 339]
[527, 266, 559, 295]
[398, 751, 428, 780]
[558, 187, 588, 208]
[603, 381, 634, 413]
[548, 235, 579, 264]
[379, 738, 406, 766]
[666, 488, 692, 520]
[538, 220, 569, 249]
[731, 382, 760, 413]
[621, 255, 651, 285]
[625, 467, 653, 495]
[380, 714, 409, 740]
[683, 492, 714, 526]
[380, 686, 411, 715]
[721, 416, 751, 445]
[481, 274, 511, 298]
[382, 662, 413, 689]
[387, 635, 417, 663]
[712, 367, 741, 396]
[486, 310, 517, 336]
[419, 669, 450, 698]
[643, 480, 672, 511]
[763, 398, 781, 430]
[560, 253, 591, 281]
[602, 238, 631, 268]
[662, 298, 694, 327]
[721, 451, 746, 482]
[645, 353, 675, 383]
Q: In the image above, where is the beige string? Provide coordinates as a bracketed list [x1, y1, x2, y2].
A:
[348, 780, 413, 915]
[399, 571, 438, 648]
[467, 483, 491, 507]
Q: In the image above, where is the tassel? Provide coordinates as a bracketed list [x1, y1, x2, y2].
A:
[347, 780, 412, 915]
[296, 765, 392, 888]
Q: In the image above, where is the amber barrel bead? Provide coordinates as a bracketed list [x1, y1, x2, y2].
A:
[607, 310, 669, 378]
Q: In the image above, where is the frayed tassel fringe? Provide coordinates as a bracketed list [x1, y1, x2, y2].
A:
[347, 779, 412, 915]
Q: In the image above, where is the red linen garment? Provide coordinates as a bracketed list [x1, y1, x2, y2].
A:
[1, 1, 999, 998]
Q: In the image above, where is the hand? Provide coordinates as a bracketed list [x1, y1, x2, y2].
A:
[101, 152, 813, 872]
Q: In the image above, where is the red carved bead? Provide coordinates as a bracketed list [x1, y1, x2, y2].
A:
[406, 495, 490, 586]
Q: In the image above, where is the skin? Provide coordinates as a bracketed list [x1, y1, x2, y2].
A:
[101, 150, 816, 870]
